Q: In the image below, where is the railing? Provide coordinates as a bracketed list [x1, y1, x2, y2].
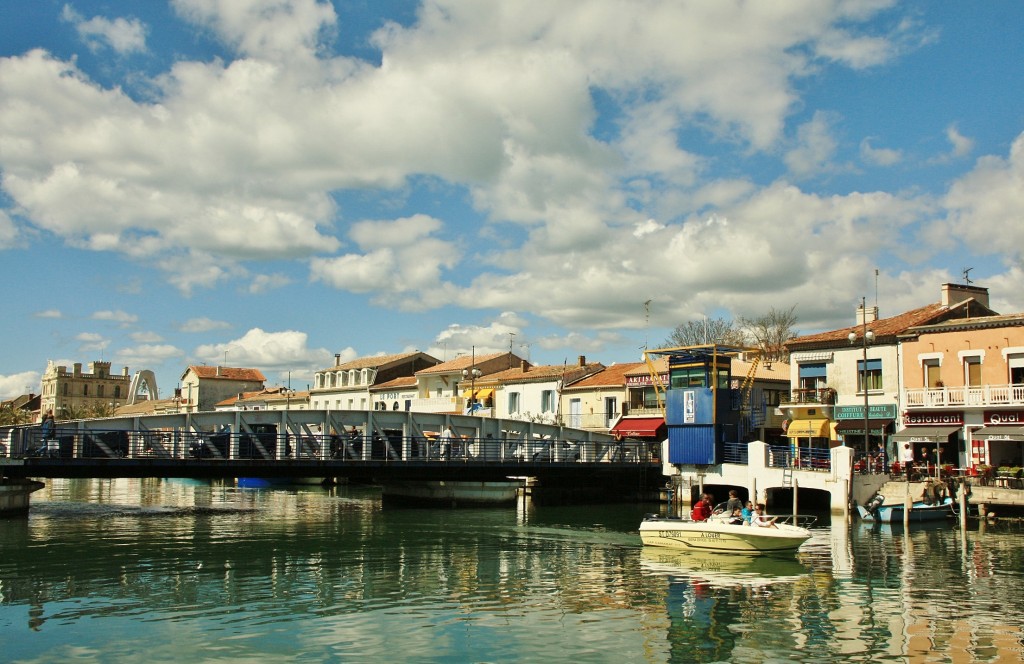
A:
[7, 428, 653, 466]
[904, 383, 1024, 408]
[782, 388, 836, 406]
[721, 441, 749, 464]
[767, 444, 831, 471]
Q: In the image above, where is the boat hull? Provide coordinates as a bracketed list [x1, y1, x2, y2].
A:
[856, 499, 956, 524]
[639, 517, 811, 554]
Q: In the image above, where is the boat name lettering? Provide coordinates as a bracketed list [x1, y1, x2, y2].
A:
[699, 532, 722, 539]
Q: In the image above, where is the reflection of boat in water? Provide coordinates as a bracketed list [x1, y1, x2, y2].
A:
[236, 477, 326, 488]
[639, 548, 810, 588]
[639, 514, 812, 554]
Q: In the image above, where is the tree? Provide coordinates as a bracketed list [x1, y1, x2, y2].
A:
[738, 306, 798, 362]
[0, 405, 33, 426]
[665, 317, 748, 347]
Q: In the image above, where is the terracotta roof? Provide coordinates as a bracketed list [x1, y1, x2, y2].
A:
[731, 358, 791, 382]
[786, 303, 948, 349]
[415, 352, 521, 375]
[320, 351, 436, 372]
[623, 357, 668, 377]
[183, 366, 266, 382]
[901, 312, 1024, 335]
[564, 362, 646, 389]
[370, 375, 418, 391]
[476, 362, 605, 386]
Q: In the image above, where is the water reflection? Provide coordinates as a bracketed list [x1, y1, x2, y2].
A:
[1, 479, 1022, 662]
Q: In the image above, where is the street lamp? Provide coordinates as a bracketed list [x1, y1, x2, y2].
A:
[848, 297, 876, 465]
[462, 346, 482, 414]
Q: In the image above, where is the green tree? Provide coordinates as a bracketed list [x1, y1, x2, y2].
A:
[0, 405, 33, 426]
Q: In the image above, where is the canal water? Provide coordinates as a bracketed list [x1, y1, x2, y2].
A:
[1, 479, 1022, 663]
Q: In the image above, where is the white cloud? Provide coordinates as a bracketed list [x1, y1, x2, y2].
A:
[130, 331, 164, 343]
[115, 344, 183, 370]
[61, 5, 147, 55]
[248, 273, 292, 294]
[0, 371, 40, 399]
[946, 125, 975, 159]
[785, 112, 840, 179]
[0, 209, 20, 248]
[34, 309, 63, 319]
[860, 138, 902, 166]
[178, 317, 232, 333]
[193, 328, 332, 371]
[75, 332, 109, 352]
[92, 309, 138, 326]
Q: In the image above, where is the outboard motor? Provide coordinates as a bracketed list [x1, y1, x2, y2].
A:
[865, 494, 885, 514]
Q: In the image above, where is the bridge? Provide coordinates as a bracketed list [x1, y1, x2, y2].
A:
[0, 409, 662, 508]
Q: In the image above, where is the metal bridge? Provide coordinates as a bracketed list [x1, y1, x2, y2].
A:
[0, 409, 658, 487]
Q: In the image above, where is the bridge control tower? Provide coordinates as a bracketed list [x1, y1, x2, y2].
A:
[644, 345, 752, 466]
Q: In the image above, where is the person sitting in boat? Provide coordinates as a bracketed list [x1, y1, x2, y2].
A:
[741, 501, 754, 524]
[690, 493, 713, 521]
[750, 503, 778, 528]
[727, 508, 744, 525]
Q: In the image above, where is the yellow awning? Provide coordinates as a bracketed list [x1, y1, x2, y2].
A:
[785, 418, 830, 438]
[462, 389, 474, 398]
[475, 388, 494, 400]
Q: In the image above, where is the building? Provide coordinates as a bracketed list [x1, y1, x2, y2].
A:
[310, 351, 440, 412]
[40, 360, 131, 420]
[473, 356, 605, 424]
[412, 352, 527, 414]
[561, 362, 646, 432]
[783, 283, 998, 463]
[899, 309, 1024, 470]
[214, 387, 311, 412]
[369, 376, 419, 413]
[178, 366, 267, 413]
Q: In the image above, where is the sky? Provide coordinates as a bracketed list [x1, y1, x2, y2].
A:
[1, 0, 1023, 399]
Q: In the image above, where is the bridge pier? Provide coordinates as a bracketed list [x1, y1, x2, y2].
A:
[0, 477, 45, 516]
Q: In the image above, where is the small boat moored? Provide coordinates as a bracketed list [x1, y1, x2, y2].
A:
[856, 493, 957, 524]
[639, 513, 813, 554]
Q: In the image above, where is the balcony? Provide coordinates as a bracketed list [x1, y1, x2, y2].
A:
[781, 388, 837, 406]
[905, 383, 1024, 409]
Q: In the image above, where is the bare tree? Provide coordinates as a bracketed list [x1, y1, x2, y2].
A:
[738, 306, 798, 362]
[665, 317, 748, 347]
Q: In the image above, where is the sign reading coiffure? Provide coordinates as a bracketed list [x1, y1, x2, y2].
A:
[905, 412, 963, 426]
[984, 411, 1024, 425]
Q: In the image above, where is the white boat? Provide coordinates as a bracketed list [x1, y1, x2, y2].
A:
[639, 513, 812, 554]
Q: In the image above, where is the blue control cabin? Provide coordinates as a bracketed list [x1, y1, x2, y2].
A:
[646, 345, 755, 466]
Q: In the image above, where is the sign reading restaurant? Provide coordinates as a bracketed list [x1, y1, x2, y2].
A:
[905, 411, 963, 426]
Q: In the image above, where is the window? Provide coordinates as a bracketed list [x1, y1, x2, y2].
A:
[508, 392, 521, 414]
[965, 357, 982, 387]
[98, 385, 105, 397]
[856, 359, 882, 392]
[670, 367, 706, 388]
[83, 384, 89, 396]
[763, 389, 783, 407]
[923, 359, 941, 387]
[798, 363, 827, 391]
[114, 386, 121, 398]
[1008, 354, 1024, 384]
[541, 390, 555, 413]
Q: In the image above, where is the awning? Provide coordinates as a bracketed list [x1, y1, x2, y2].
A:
[475, 388, 494, 400]
[972, 425, 1024, 442]
[611, 417, 666, 438]
[891, 425, 960, 442]
[785, 418, 830, 438]
[835, 418, 893, 436]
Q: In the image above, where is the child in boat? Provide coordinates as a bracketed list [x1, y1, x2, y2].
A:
[728, 508, 744, 525]
[741, 501, 754, 524]
[751, 503, 778, 528]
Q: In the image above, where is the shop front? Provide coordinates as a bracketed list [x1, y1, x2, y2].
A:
[834, 404, 896, 465]
[892, 411, 963, 469]
[971, 410, 1024, 468]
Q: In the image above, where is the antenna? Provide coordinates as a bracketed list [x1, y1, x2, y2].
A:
[508, 332, 515, 368]
[963, 267, 973, 284]
[643, 299, 652, 350]
[874, 268, 879, 311]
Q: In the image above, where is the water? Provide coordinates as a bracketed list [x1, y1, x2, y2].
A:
[2, 479, 1022, 663]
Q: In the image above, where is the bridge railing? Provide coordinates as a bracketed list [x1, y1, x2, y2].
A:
[767, 444, 831, 471]
[8, 427, 655, 466]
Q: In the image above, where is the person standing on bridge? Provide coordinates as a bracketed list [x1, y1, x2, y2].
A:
[440, 426, 453, 460]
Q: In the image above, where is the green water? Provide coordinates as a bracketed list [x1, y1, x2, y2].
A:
[1, 479, 1022, 662]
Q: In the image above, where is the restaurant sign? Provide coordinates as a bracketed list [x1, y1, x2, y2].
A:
[834, 404, 897, 420]
[905, 411, 963, 426]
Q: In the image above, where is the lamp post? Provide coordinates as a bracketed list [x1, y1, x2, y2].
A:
[848, 297, 876, 464]
[462, 346, 481, 414]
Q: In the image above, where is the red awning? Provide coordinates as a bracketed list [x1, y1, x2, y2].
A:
[611, 417, 666, 438]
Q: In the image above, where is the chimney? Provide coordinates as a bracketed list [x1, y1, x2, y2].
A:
[856, 303, 878, 326]
[521, 360, 529, 372]
[216, 366, 222, 377]
[334, 353, 341, 366]
[942, 283, 989, 309]
[578, 355, 586, 367]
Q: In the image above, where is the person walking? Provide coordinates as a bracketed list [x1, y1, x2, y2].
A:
[902, 442, 915, 481]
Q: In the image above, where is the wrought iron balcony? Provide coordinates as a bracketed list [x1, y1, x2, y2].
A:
[781, 388, 837, 406]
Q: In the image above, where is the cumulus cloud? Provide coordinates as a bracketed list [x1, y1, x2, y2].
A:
[76, 332, 109, 352]
[785, 112, 840, 179]
[35, 309, 63, 319]
[860, 138, 902, 166]
[0, 210, 20, 248]
[130, 331, 164, 343]
[946, 125, 975, 159]
[178, 317, 232, 333]
[61, 5, 147, 54]
[193, 327, 332, 371]
[0, 371, 40, 399]
[92, 309, 138, 326]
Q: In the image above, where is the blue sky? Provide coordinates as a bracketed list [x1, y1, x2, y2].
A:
[2, 1, 1023, 399]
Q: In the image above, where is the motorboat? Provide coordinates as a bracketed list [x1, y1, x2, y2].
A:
[856, 493, 957, 524]
[639, 513, 813, 554]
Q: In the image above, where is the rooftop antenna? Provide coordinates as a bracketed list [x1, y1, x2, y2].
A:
[508, 332, 515, 368]
[963, 267, 973, 284]
[874, 268, 879, 311]
[643, 299, 652, 350]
